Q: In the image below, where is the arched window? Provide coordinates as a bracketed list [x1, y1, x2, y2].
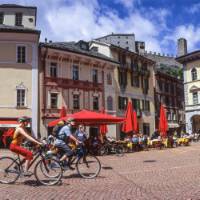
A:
[107, 96, 113, 110]
[191, 68, 197, 81]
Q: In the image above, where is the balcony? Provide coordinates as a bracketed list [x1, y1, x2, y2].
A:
[139, 69, 150, 77]
[45, 77, 103, 91]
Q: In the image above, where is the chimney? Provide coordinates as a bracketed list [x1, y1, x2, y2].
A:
[177, 38, 187, 57]
[45, 38, 47, 43]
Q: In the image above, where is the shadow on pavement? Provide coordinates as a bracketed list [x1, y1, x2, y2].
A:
[143, 160, 157, 163]
[102, 166, 113, 170]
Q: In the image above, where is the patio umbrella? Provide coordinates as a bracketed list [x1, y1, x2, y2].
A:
[159, 104, 168, 137]
[48, 106, 68, 127]
[48, 109, 124, 127]
[133, 110, 138, 132]
[122, 101, 135, 133]
[59, 106, 67, 118]
[99, 108, 108, 135]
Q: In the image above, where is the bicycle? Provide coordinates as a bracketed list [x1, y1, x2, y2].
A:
[0, 144, 63, 186]
[50, 143, 101, 179]
[99, 141, 124, 156]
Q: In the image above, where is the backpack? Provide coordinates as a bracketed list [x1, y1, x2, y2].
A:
[52, 125, 65, 138]
[2, 128, 15, 148]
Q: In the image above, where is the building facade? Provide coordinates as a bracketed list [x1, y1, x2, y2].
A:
[0, 4, 40, 137]
[176, 50, 200, 134]
[154, 70, 185, 134]
[39, 41, 118, 137]
[90, 40, 155, 138]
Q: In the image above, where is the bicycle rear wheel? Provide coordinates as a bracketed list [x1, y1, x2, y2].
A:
[76, 155, 101, 179]
[0, 156, 20, 184]
[34, 158, 62, 186]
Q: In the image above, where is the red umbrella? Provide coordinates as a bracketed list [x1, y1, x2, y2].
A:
[59, 106, 67, 118]
[159, 104, 168, 137]
[48, 106, 68, 127]
[133, 110, 138, 132]
[122, 101, 135, 133]
[48, 109, 124, 127]
[99, 108, 108, 135]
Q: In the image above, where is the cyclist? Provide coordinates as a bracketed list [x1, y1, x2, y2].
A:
[9, 116, 43, 176]
[54, 117, 81, 169]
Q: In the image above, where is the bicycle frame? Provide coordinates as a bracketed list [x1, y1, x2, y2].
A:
[6, 148, 47, 173]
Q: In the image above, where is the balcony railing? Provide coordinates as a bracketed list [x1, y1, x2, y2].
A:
[45, 77, 103, 91]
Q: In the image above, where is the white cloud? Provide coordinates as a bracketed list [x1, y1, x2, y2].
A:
[0, 0, 169, 53]
[115, 0, 139, 9]
[187, 3, 200, 14]
[166, 24, 200, 51]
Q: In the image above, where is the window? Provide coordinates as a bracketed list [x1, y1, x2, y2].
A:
[158, 80, 163, 91]
[131, 75, 140, 87]
[93, 96, 99, 110]
[107, 73, 112, 85]
[107, 96, 113, 110]
[0, 12, 4, 24]
[73, 95, 80, 109]
[17, 89, 25, 107]
[72, 65, 79, 80]
[193, 92, 198, 105]
[50, 93, 58, 108]
[142, 100, 150, 112]
[165, 83, 169, 93]
[50, 63, 57, 77]
[15, 13, 22, 26]
[170, 84, 174, 94]
[132, 99, 140, 110]
[17, 46, 26, 63]
[118, 69, 127, 86]
[118, 96, 128, 110]
[143, 123, 150, 136]
[167, 112, 171, 121]
[92, 69, 98, 83]
[191, 68, 197, 81]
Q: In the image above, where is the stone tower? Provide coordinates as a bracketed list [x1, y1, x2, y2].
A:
[177, 38, 187, 57]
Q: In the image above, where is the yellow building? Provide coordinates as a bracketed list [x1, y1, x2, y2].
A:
[0, 4, 40, 137]
[90, 41, 155, 138]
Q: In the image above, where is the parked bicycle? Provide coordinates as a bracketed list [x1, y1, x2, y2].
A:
[99, 140, 124, 156]
[0, 144, 63, 186]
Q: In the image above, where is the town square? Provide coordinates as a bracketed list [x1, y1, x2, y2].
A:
[0, 0, 200, 199]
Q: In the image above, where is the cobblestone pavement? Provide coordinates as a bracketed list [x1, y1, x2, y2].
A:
[1, 143, 200, 200]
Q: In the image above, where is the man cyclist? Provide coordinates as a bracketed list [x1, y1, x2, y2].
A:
[54, 117, 81, 169]
[9, 116, 43, 176]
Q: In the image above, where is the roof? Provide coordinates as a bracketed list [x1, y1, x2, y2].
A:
[40, 41, 119, 64]
[91, 40, 154, 65]
[0, 24, 40, 34]
[176, 50, 200, 63]
[110, 43, 155, 65]
[95, 33, 135, 40]
[0, 4, 36, 9]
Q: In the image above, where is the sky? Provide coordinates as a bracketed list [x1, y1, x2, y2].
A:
[1, 0, 200, 55]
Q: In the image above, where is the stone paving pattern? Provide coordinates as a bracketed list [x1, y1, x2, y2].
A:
[1, 143, 200, 200]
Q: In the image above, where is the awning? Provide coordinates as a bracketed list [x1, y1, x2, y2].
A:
[0, 120, 18, 128]
[168, 123, 180, 128]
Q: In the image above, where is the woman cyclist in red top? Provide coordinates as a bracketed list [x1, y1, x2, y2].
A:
[9, 116, 43, 176]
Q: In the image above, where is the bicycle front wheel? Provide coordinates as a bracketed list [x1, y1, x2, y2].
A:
[0, 156, 20, 184]
[76, 155, 101, 179]
[34, 158, 62, 186]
